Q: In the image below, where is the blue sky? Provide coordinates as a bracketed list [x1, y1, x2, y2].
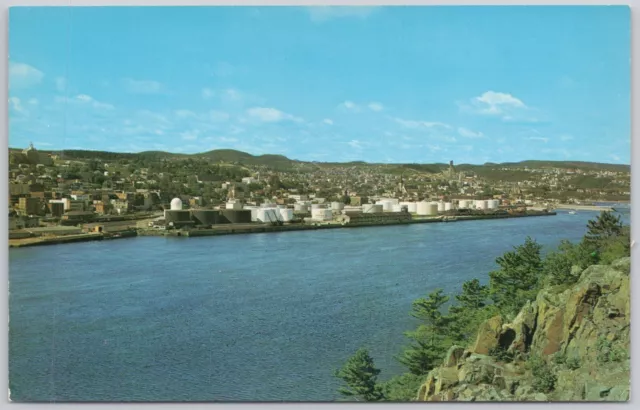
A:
[8, 6, 630, 164]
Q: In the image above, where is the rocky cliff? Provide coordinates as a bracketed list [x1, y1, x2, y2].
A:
[417, 257, 630, 402]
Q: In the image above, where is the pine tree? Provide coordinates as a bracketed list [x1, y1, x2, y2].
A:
[455, 279, 489, 310]
[334, 348, 385, 401]
[584, 211, 623, 249]
[489, 236, 543, 317]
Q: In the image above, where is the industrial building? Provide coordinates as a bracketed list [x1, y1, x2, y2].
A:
[340, 212, 412, 225]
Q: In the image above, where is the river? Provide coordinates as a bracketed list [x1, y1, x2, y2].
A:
[8, 209, 630, 401]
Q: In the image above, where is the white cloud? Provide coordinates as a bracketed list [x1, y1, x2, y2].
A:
[307, 6, 378, 23]
[55, 76, 66, 92]
[461, 145, 474, 152]
[610, 154, 621, 162]
[212, 61, 235, 77]
[175, 109, 197, 119]
[393, 117, 451, 129]
[123, 78, 163, 94]
[368, 102, 384, 112]
[201, 88, 215, 99]
[476, 91, 525, 109]
[210, 110, 230, 122]
[28, 98, 39, 105]
[9, 62, 44, 88]
[73, 94, 115, 110]
[181, 130, 200, 141]
[340, 100, 361, 112]
[8, 97, 26, 114]
[246, 107, 302, 123]
[347, 139, 363, 149]
[458, 127, 484, 138]
[560, 134, 574, 141]
[323, 118, 334, 125]
[427, 144, 443, 152]
[528, 136, 549, 143]
[224, 88, 242, 101]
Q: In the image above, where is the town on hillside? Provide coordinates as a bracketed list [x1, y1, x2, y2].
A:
[8, 144, 631, 245]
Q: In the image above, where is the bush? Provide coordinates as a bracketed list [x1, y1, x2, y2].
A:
[566, 355, 581, 370]
[489, 346, 516, 363]
[552, 352, 566, 365]
[526, 355, 557, 393]
[380, 373, 423, 401]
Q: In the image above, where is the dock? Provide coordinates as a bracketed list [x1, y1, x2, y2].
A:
[9, 211, 557, 248]
[554, 204, 614, 212]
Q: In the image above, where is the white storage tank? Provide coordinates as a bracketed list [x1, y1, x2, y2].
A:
[257, 208, 282, 223]
[311, 204, 324, 210]
[170, 197, 183, 211]
[311, 208, 333, 221]
[416, 201, 429, 216]
[331, 202, 345, 211]
[244, 205, 260, 222]
[342, 206, 363, 214]
[428, 203, 438, 215]
[487, 199, 499, 209]
[407, 202, 417, 213]
[372, 204, 384, 213]
[279, 208, 294, 222]
[392, 204, 402, 212]
[476, 200, 488, 210]
[376, 200, 393, 212]
[363, 204, 376, 213]
[444, 202, 453, 211]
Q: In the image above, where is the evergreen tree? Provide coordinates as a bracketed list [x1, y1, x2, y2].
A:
[489, 236, 543, 318]
[584, 211, 623, 249]
[334, 348, 385, 401]
[410, 288, 449, 332]
[455, 279, 489, 310]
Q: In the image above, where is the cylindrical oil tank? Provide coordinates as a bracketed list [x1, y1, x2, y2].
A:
[476, 200, 488, 210]
[257, 208, 281, 223]
[407, 202, 417, 213]
[428, 203, 438, 215]
[363, 204, 375, 213]
[164, 209, 191, 223]
[372, 204, 383, 213]
[392, 204, 402, 212]
[279, 208, 293, 222]
[294, 203, 305, 212]
[244, 206, 260, 222]
[331, 202, 344, 211]
[342, 206, 363, 214]
[416, 201, 429, 215]
[191, 210, 220, 225]
[458, 200, 470, 209]
[219, 209, 252, 223]
[444, 202, 452, 211]
[311, 208, 333, 221]
[437, 202, 445, 212]
[487, 199, 499, 209]
[170, 198, 183, 211]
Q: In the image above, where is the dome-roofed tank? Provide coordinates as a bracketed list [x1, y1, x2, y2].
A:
[170, 197, 183, 210]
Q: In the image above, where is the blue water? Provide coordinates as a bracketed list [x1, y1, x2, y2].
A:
[8, 210, 630, 402]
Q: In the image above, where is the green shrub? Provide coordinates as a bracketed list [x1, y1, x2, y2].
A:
[526, 354, 557, 393]
[566, 355, 581, 370]
[552, 352, 566, 365]
[489, 346, 516, 363]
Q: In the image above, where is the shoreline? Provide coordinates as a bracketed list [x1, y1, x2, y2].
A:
[9, 211, 556, 248]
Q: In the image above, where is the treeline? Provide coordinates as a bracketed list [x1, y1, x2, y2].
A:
[334, 211, 631, 401]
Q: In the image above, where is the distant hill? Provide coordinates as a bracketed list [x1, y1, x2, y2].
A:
[8, 147, 630, 173]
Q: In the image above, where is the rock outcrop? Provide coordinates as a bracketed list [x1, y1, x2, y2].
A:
[417, 258, 630, 402]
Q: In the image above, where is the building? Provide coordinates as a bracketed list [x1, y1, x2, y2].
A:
[339, 212, 412, 226]
[61, 211, 96, 225]
[47, 201, 65, 217]
[17, 197, 42, 216]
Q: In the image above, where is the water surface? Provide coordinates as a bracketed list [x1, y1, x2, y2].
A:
[9, 210, 628, 401]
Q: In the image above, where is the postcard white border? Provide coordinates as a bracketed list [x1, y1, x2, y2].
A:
[0, 1, 637, 409]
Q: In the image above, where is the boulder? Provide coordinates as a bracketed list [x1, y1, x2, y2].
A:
[472, 316, 504, 354]
[583, 381, 612, 401]
[505, 301, 537, 353]
[434, 366, 459, 395]
[606, 385, 629, 402]
[443, 345, 465, 367]
[610, 257, 630, 274]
